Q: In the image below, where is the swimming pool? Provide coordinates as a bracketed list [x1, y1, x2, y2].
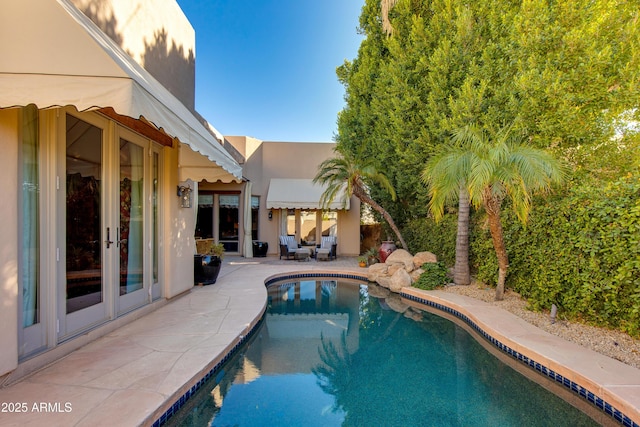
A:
[165, 278, 601, 426]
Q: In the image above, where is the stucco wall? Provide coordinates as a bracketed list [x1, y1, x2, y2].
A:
[163, 146, 195, 299]
[70, 0, 196, 111]
[0, 109, 20, 377]
[224, 139, 361, 256]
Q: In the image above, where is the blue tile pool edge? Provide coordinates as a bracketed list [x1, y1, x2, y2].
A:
[151, 271, 368, 427]
[401, 291, 639, 427]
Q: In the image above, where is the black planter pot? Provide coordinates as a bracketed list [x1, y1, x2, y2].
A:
[194, 254, 222, 285]
[252, 241, 268, 257]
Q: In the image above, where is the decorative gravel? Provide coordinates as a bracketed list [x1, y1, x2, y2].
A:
[442, 283, 640, 370]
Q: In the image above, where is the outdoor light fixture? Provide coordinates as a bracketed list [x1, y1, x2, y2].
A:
[268, 209, 273, 220]
[177, 185, 193, 208]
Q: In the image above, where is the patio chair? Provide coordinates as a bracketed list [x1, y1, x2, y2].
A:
[316, 236, 337, 261]
[279, 235, 299, 260]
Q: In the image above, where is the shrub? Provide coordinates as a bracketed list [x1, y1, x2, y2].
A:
[405, 215, 458, 266]
[413, 262, 450, 290]
[470, 175, 640, 336]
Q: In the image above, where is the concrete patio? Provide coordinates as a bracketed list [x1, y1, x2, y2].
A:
[0, 255, 638, 427]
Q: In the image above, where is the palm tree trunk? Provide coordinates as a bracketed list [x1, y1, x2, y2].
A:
[354, 187, 408, 251]
[483, 190, 508, 301]
[454, 188, 471, 285]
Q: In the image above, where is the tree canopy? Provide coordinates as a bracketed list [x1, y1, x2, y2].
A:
[336, 0, 639, 227]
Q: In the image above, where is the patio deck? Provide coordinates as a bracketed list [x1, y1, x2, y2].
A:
[0, 255, 638, 427]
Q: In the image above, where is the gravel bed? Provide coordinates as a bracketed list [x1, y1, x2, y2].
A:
[441, 283, 640, 370]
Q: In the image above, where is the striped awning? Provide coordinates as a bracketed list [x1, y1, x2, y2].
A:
[1, 0, 242, 183]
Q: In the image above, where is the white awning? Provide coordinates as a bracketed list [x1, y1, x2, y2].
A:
[178, 144, 241, 183]
[266, 178, 350, 210]
[0, 0, 242, 183]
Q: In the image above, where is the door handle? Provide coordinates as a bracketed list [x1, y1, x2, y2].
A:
[105, 227, 114, 248]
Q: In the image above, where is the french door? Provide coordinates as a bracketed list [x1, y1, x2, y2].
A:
[58, 112, 158, 340]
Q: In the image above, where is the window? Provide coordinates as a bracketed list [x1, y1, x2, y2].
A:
[195, 193, 214, 239]
[286, 209, 295, 235]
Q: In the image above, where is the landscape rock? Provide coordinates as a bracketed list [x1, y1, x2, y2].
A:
[377, 275, 393, 289]
[386, 249, 415, 271]
[367, 263, 388, 282]
[387, 263, 404, 276]
[410, 268, 424, 283]
[389, 268, 412, 293]
[413, 251, 438, 269]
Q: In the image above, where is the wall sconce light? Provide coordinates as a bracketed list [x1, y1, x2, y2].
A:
[177, 185, 193, 208]
[268, 209, 273, 221]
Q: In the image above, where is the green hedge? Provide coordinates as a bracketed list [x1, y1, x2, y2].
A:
[407, 175, 640, 336]
[405, 214, 458, 266]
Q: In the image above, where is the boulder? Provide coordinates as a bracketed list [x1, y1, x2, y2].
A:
[413, 251, 438, 269]
[377, 275, 393, 289]
[410, 268, 424, 283]
[386, 249, 415, 272]
[389, 268, 412, 293]
[387, 263, 404, 276]
[367, 263, 388, 282]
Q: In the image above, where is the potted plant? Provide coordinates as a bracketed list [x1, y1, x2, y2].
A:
[194, 241, 225, 285]
[357, 256, 368, 268]
[364, 247, 379, 266]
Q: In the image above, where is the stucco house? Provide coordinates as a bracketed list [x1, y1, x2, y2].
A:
[0, 0, 359, 383]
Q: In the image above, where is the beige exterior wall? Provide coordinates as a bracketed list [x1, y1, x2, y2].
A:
[223, 138, 361, 257]
[70, 0, 196, 110]
[163, 147, 196, 299]
[0, 109, 20, 376]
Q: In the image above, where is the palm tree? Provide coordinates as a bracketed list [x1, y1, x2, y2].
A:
[314, 150, 408, 250]
[379, 0, 472, 282]
[453, 188, 471, 286]
[422, 125, 565, 300]
[381, 0, 399, 35]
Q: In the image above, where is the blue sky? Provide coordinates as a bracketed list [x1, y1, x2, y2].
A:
[176, 0, 364, 142]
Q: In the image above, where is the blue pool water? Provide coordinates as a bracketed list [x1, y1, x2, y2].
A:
[166, 279, 599, 426]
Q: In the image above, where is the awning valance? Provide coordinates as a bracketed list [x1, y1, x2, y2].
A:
[178, 144, 241, 183]
[0, 0, 242, 183]
[266, 179, 350, 210]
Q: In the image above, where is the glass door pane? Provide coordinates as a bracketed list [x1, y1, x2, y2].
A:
[21, 104, 40, 327]
[65, 115, 103, 314]
[152, 152, 159, 284]
[300, 210, 317, 245]
[119, 139, 144, 296]
[286, 209, 296, 236]
[19, 104, 46, 358]
[219, 194, 239, 252]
